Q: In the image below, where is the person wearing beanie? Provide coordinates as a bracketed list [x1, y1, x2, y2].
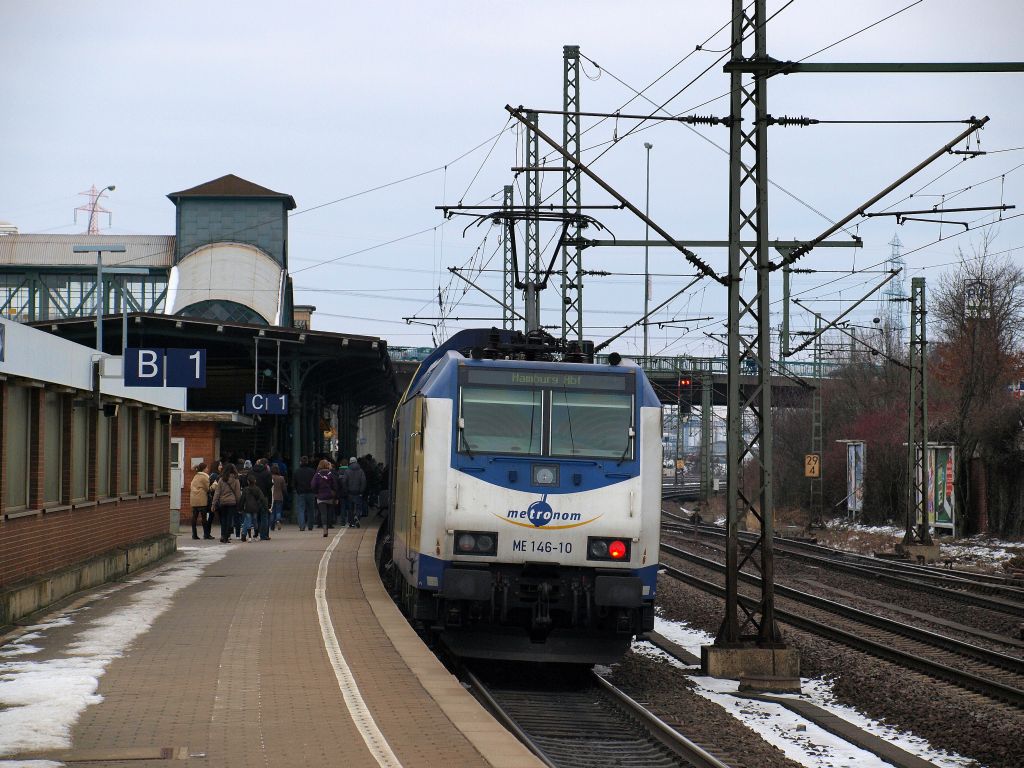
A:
[344, 456, 366, 528]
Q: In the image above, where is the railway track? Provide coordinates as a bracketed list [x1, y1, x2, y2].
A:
[662, 511, 1024, 614]
[659, 543, 1024, 709]
[464, 663, 732, 768]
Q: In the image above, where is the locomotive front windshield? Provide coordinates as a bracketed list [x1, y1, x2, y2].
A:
[550, 391, 633, 458]
[458, 367, 635, 460]
[460, 387, 542, 454]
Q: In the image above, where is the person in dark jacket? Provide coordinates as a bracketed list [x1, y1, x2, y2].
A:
[239, 474, 271, 541]
[344, 456, 366, 528]
[293, 456, 316, 531]
[311, 459, 338, 537]
[251, 459, 273, 500]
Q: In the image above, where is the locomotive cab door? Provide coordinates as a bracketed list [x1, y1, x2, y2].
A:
[408, 396, 426, 552]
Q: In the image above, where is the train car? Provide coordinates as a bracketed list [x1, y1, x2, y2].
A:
[378, 329, 661, 664]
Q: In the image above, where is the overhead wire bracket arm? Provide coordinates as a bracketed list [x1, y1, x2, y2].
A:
[593, 276, 704, 352]
[773, 117, 989, 270]
[505, 104, 726, 285]
[786, 269, 901, 356]
[793, 299, 910, 370]
[864, 204, 1014, 217]
[726, 61, 1024, 75]
[447, 267, 527, 323]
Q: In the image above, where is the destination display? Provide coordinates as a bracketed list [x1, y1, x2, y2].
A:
[463, 367, 632, 392]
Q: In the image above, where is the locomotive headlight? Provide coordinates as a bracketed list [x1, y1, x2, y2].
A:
[454, 530, 498, 556]
[589, 540, 609, 558]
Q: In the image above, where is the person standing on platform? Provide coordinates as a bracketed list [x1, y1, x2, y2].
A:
[270, 464, 286, 531]
[211, 463, 241, 544]
[344, 456, 366, 528]
[235, 460, 253, 538]
[293, 456, 316, 531]
[240, 474, 271, 541]
[189, 462, 212, 540]
[311, 459, 338, 537]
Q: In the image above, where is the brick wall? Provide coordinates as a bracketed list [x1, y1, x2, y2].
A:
[2, 380, 175, 590]
[172, 420, 220, 524]
[0, 496, 170, 589]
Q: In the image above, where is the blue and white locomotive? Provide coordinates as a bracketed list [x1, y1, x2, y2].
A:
[380, 329, 661, 664]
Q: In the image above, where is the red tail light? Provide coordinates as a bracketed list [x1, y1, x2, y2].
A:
[608, 540, 627, 560]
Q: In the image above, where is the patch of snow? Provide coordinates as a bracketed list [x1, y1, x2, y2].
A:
[0, 547, 226, 758]
[639, 616, 976, 768]
[0, 761, 64, 767]
[940, 542, 1020, 566]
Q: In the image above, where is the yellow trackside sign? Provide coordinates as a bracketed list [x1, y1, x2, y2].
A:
[804, 453, 821, 478]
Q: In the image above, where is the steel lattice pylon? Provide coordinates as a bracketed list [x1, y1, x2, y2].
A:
[502, 184, 515, 330]
[524, 110, 541, 331]
[809, 315, 824, 524]
[905, 276, 932, 545]
[562, 45, 583, 344]
[720, 0, 781, 647]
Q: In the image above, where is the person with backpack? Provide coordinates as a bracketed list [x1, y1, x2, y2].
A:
[211, 463, 241, 544]
[311, 459, 338, 537]
[240, 474, 271, 541]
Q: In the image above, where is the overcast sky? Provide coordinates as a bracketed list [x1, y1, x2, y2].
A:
[3, 1, 1023, 358]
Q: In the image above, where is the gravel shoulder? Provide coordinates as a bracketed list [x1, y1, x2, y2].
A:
[656, 573, 1024, 768]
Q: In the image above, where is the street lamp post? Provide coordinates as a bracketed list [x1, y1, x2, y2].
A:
[643, 143, 653, 358]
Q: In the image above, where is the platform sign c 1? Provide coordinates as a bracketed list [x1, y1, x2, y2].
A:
[244, 393, 288, 415]
[804, 453, 821, 478]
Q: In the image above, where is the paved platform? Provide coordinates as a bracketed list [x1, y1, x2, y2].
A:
[0, 519, 542, 767]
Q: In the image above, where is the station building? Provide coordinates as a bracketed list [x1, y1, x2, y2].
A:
[1, 175, 398, 523]
[0, 317, 186, 624]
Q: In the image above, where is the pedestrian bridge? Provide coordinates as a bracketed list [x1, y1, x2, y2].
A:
[389, 349, 838, 407]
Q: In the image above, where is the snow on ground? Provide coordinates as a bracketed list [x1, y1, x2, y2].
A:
[940, 537, 1024, 568]
[0, 546, 226, 762]
[631, 616, 977, 768]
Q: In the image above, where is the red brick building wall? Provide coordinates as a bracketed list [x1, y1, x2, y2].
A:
[1, 380, 174, 590]
[0, 496, 170, 589]
[172, 420, 221, 524]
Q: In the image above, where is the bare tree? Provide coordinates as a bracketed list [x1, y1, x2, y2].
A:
[931, 231, 1024, 535]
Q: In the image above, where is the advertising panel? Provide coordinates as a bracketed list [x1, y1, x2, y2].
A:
[931, 445, 956, 534]
[846, 441, 865, 515]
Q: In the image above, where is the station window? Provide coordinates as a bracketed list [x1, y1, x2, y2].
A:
[137, 413, 151, 493]
[71, 403, 90, 502]
[118, 408, 135, 495]
[43, 391, 64, 505]
[96, 412, 112, 499]
[4, 385, 31, 510]
[153, 418, 168, 492]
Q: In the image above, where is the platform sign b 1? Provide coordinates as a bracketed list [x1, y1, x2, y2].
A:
[166, 348, 206, 387]
[124, 347, 166, 387]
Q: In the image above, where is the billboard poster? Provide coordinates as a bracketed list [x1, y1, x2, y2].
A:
[933, 445, 956, 532]
[916, 444, 955, 534]
[846, 441, 865, 515]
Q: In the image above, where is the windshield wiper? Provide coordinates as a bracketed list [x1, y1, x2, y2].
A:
[616, 427, 634, 466]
